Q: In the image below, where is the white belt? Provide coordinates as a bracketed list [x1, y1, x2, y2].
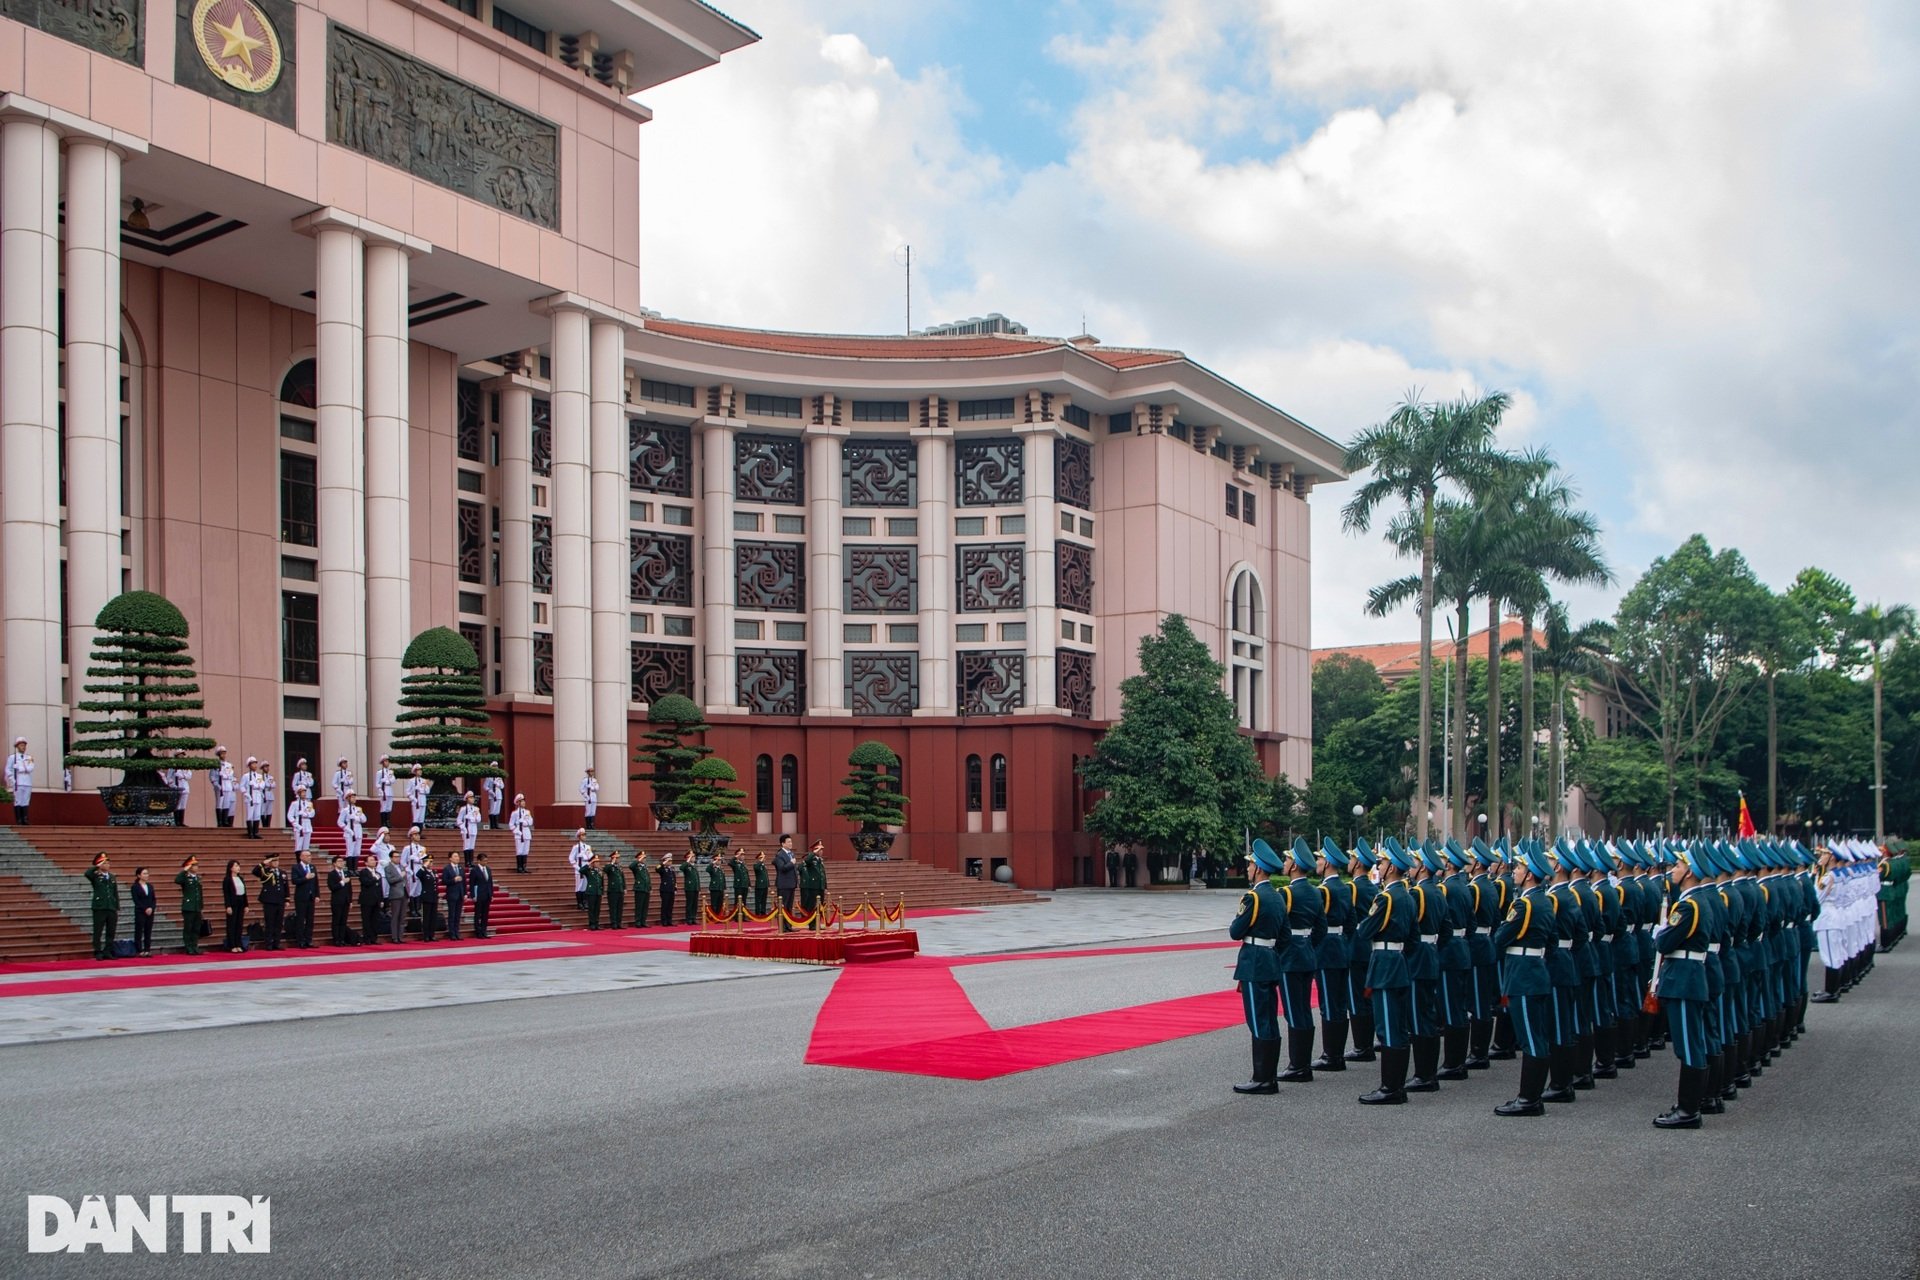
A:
[1372, 940, 1400, 953]
[1509, 947, 1546, 958]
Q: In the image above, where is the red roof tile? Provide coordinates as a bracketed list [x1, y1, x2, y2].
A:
[641, 319, 1062, 360]
[1079, 348, 1182, 369]
[1315, 617, 1535, 681]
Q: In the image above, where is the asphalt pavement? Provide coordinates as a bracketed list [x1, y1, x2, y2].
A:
[0, 900, 1913, 1280]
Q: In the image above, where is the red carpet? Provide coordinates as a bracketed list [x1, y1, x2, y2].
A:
[806, 942, 1245, 1080]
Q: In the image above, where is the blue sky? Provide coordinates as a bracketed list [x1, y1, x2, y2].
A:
[643, 1, 1920, 646]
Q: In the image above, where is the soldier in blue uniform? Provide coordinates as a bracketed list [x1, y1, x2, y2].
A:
[1653, 843, 1721, 1128]
[1271, 839, 1328, 1082]
[1464, 839, 1506, 1070]
[1563, 843, 1607, 1089]
[1543, 843, 1589, 1101]
[1402, 841, 1450, 1092]
[1354, 839, 1417, 1104]
[1229, 839, 1289, 1095]
[1310, 837, 1357, 1071]
[1581, 842, 1624, 1081]
[1491, 842, 1560, 1115]
[1434, 842, 1476, 1080]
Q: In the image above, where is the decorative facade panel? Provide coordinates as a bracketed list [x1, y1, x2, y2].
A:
[738, 650, 804, 716]
[1058, 649, 1095, 719]
[846, 654, 918, 716]
[457, 500, 485, 584]
[457, 381, 484, 462]
[735, 433, 803, 505]
[959, 651, 1024, 715]
[843, 439, 916, 507]
[629, 418, 692, 496]
[956, 437, 1023, 507]
[533, 632, 553, 697]
[630, 531, 694, 606]
[631, 643, 695, 705]
[8, 0, 141, 62]
[459, 621, 487, 692]
[845, 546, 917, 614]
[531, 396, 551, 477]
[1056, 436, 1093, 510]
[736, 541, 805, 612]
[530, 514, 552, 595]
[958, 543, 1024, 612]
[1056, 542, 1094, 614]
[328, 27, 558, 228]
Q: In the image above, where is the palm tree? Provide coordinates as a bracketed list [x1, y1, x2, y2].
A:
[1850, 602, 1916, 841]
[1532, 603, 1613, 840]
[1751, 591, 1813, 835]
[1343, 390, 1509, 840]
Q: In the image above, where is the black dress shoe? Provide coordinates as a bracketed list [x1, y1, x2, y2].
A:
[1540, 1087, 1577, 1104]
[1652, 1107, 1701, 1129]
[1357, 1087, 1407, 1105]
[1615, 1055, 1636, 1070]
[1276, 1066, 1314, 1084]
[1231, 1079, 1278, 1095]
[1310, 1055, 1347, 1072]
[1404, 1077, 1440, 1093]
[1700, 1096, 1725, 1115]
[1571, 1075, 1595, 1091]
[1591, 1065, 1618, 1080]
[1734, 1072, 1752, 1089]
[1488, 1048, 1518, 1061]
[1494, 1098, 1544, 1117]
[1436, 1065, 1469, 1082]
[1343, 1047, 1377, 1063]
[1811, 992, 1838, 1003]
[1721, 1082, 1740, 1101]
[1634, 1047, 1652, 1059]
[1463, 1056, 1491, 1071]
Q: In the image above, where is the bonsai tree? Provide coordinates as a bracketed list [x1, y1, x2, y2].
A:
[631, 693, 712, 816]
[836, 739, 909, 833]
[675, 756, 751, 855]
[65, 591, 219, 794]
[386, 627, 504, 808]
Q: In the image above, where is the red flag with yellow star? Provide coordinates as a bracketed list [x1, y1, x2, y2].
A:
[1737, 794, 1757, 839]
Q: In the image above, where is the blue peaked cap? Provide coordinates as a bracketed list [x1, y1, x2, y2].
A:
[1320, 836, 1351, 871]
[1250, 838, 1285, 875]
[1290, 837, 1319, 876]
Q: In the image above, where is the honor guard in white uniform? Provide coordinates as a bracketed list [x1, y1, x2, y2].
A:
[401, 829, 428, 877]
[483, 770, 506, 830]
[367, 827, 394, 871]
[241, 758, 267, 839]
[332, 758, 355, 807]
[171, 756, 191, 826]
[406, 766, 429, 830]
[457, 793, 482, 862]
[337, 792, 366, 867]
[373, 756, 396, 826]
[259, 763, 277, 830]
[211, 748, 238, 827]
[569, 828, 593, 909]
[579, 768, 600, 830]
[288, 787, 316, 854]
[6, 738, 34, 824]
[292, 759, 315, 801]
[509, 795, 534, 873]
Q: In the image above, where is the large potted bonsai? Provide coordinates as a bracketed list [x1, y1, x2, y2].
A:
[65, 591, 219, 825]
[632, 693, 711, 830]
[835, 739, 909, 860]
[676, 756, 751, 860]
[386, 627, 505, 827]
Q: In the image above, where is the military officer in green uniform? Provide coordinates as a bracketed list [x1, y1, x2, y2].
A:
[752, 852, 770, 916]
[800, 841, 827, 929]
[1229, 838, 1289, 1094]
[1491, 843, 1560, 1116]
[1354, 839, 1418, 1104]
[1653, 843, 1721, 1128]
[605, 850, 627, 929]
[582, 854, 605, 930]
[175, 855, 204, 956]
[706, 857, 726, 922]
[680, 855, 700, 926]
[86, 852, 120, 960]
[730, 854, 748, 915]
[631, 853, 651, 929]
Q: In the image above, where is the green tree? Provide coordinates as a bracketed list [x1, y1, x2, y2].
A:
[834, 739, 910, 829]
[1606, 535, 1772, 831]
[1750, 588, 1815, 834]
[631, 693, 713, 814]
[675, 756, 752, 834]
[64, 591, 219, 787]
[1341, 389, 1509, 841]
[1531, 602, 1613, 840]
[386, 627, 505, 791]
[1786, 567, 1859, 669]
[1312, 652, 1385, 742]
[1849, 602, 1917, 841]
[1079, 614, 1267, 875]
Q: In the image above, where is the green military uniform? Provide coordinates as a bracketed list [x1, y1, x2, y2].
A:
[681, 859, 699, 925]
[730, 857, 748, 912]
[605, 857, 627, 929]
[86, 863, 120, 959]
[799, 851, 826, 928]
[175, 867, 203, 955]
[631, 856, 651, 929]
[752, 859, 769, 915]
[706, 860, 726, 920]
[582, 864, 604, 930]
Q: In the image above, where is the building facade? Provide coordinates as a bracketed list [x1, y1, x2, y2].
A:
[0, 0, 1344, 887]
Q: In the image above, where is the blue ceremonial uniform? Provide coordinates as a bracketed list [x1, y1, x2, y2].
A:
[1353, 876, 1416, 1104]
[1229, 877, 1287, 1094]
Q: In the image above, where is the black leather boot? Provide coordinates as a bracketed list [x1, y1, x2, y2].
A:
[1592, 1025, 1618, 1078]
[1233, 1039, 1280, 1094]
[1541, 1044, 1577, 1103]
[1405, 1035, 1441, 1092]
[1345, 1010, 1377, 1062]
[1277, 1026, 1315, 1083]
[1495, 1054, 1550, 1117]
[1571, 1032, 1596, 1089]
[1358, 1046, 1408, 1105]
[1311, 1020, 1348, 1071]
[1465, 1017, 1492, 1070]
[1437, 1026, 1469, 1080]
[1701, 1056, 1727, 1113]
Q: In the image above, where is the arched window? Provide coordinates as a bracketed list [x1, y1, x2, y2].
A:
[779, 755, 798, 812]
[1225, 565, 1267, 731]
[990, 754, 1008, 812]
[754, 754, 774, 813]
[279, 358, 318, 409]
[965, 755, 982, 812]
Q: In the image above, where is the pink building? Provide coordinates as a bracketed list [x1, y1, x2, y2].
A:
[0, 0, 1345, 886]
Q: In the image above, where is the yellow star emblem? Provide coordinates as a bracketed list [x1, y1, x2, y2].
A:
[211, 13, 264, 73]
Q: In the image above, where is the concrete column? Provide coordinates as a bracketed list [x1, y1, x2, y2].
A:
[698, 420, 735, 716]
[588, 318, 629, 803]
[60, 137, 125, 787]
[1022, 424, 1058, 711]
[914, 430, 952, 714]
[548, 305, 592, 796]
[493, 376, 534, 696]
[312, 223, 368, 774]
[807, 429, 846, 714]
[0, 110, 63, 766]
[363, 240, 412, 763]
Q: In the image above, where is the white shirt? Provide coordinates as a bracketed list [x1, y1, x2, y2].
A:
[337, 804, 365, 836]
[215, 763, 236, 800]
[401, 842, 426, 874]
[509, 809, 533, 840]
[579, 776, 600, 809]
[457, 805, 481, 839]
[288, 799, 314, 828]
[407, 776, 429, 805]
[5, 752, 32, 792]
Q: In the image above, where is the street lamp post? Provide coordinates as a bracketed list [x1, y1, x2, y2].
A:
[1351, 803, 1364, 851]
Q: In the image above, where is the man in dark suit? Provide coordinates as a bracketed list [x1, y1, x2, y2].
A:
[255, 854, 287, 951]
[327, 856, 353, 946]
[1123, 850, 1139, 888]
[358, 859, 384, 944]
[658, 853, 677, 926]
[774, 835, 799, 931]
[1107, 847, 1121, 888]
[470, 852, 494, 938]
[417, 852, 442, 942]
[441, 855, 466, 941]
[290, 849, 318, 948]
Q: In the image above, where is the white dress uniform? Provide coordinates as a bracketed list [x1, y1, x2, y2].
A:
[288, 796, 315, 853]
[172, 766, 191, 815]
[6, 749, 35, 807]
[214, 761, 237, 823]
[509, 805, 534, 869]
[292, 768, 315, 798]
[242, 768, 267, 824]
[483, 775, 505, 827]
[374, 765, 396, 819]
[337, 801, 366, 865]
[457, 801, 481, 854]
[579, 774, 599, 822]
[260, 771, 277, 828]
[401, 841, 427, 876]
[407, 774, 429, 828]
[332, 766, 355, 806]
[367, 832, 394, 870]
[569, 839, 592, 893]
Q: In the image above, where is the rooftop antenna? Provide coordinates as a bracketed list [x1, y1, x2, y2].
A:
[894, 244, 912, 333]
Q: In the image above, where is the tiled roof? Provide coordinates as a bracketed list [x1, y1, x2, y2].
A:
[641, 319, 1063, 360]
[1078, 347, 1182, 369]
[1315, 616, 1535, 681]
